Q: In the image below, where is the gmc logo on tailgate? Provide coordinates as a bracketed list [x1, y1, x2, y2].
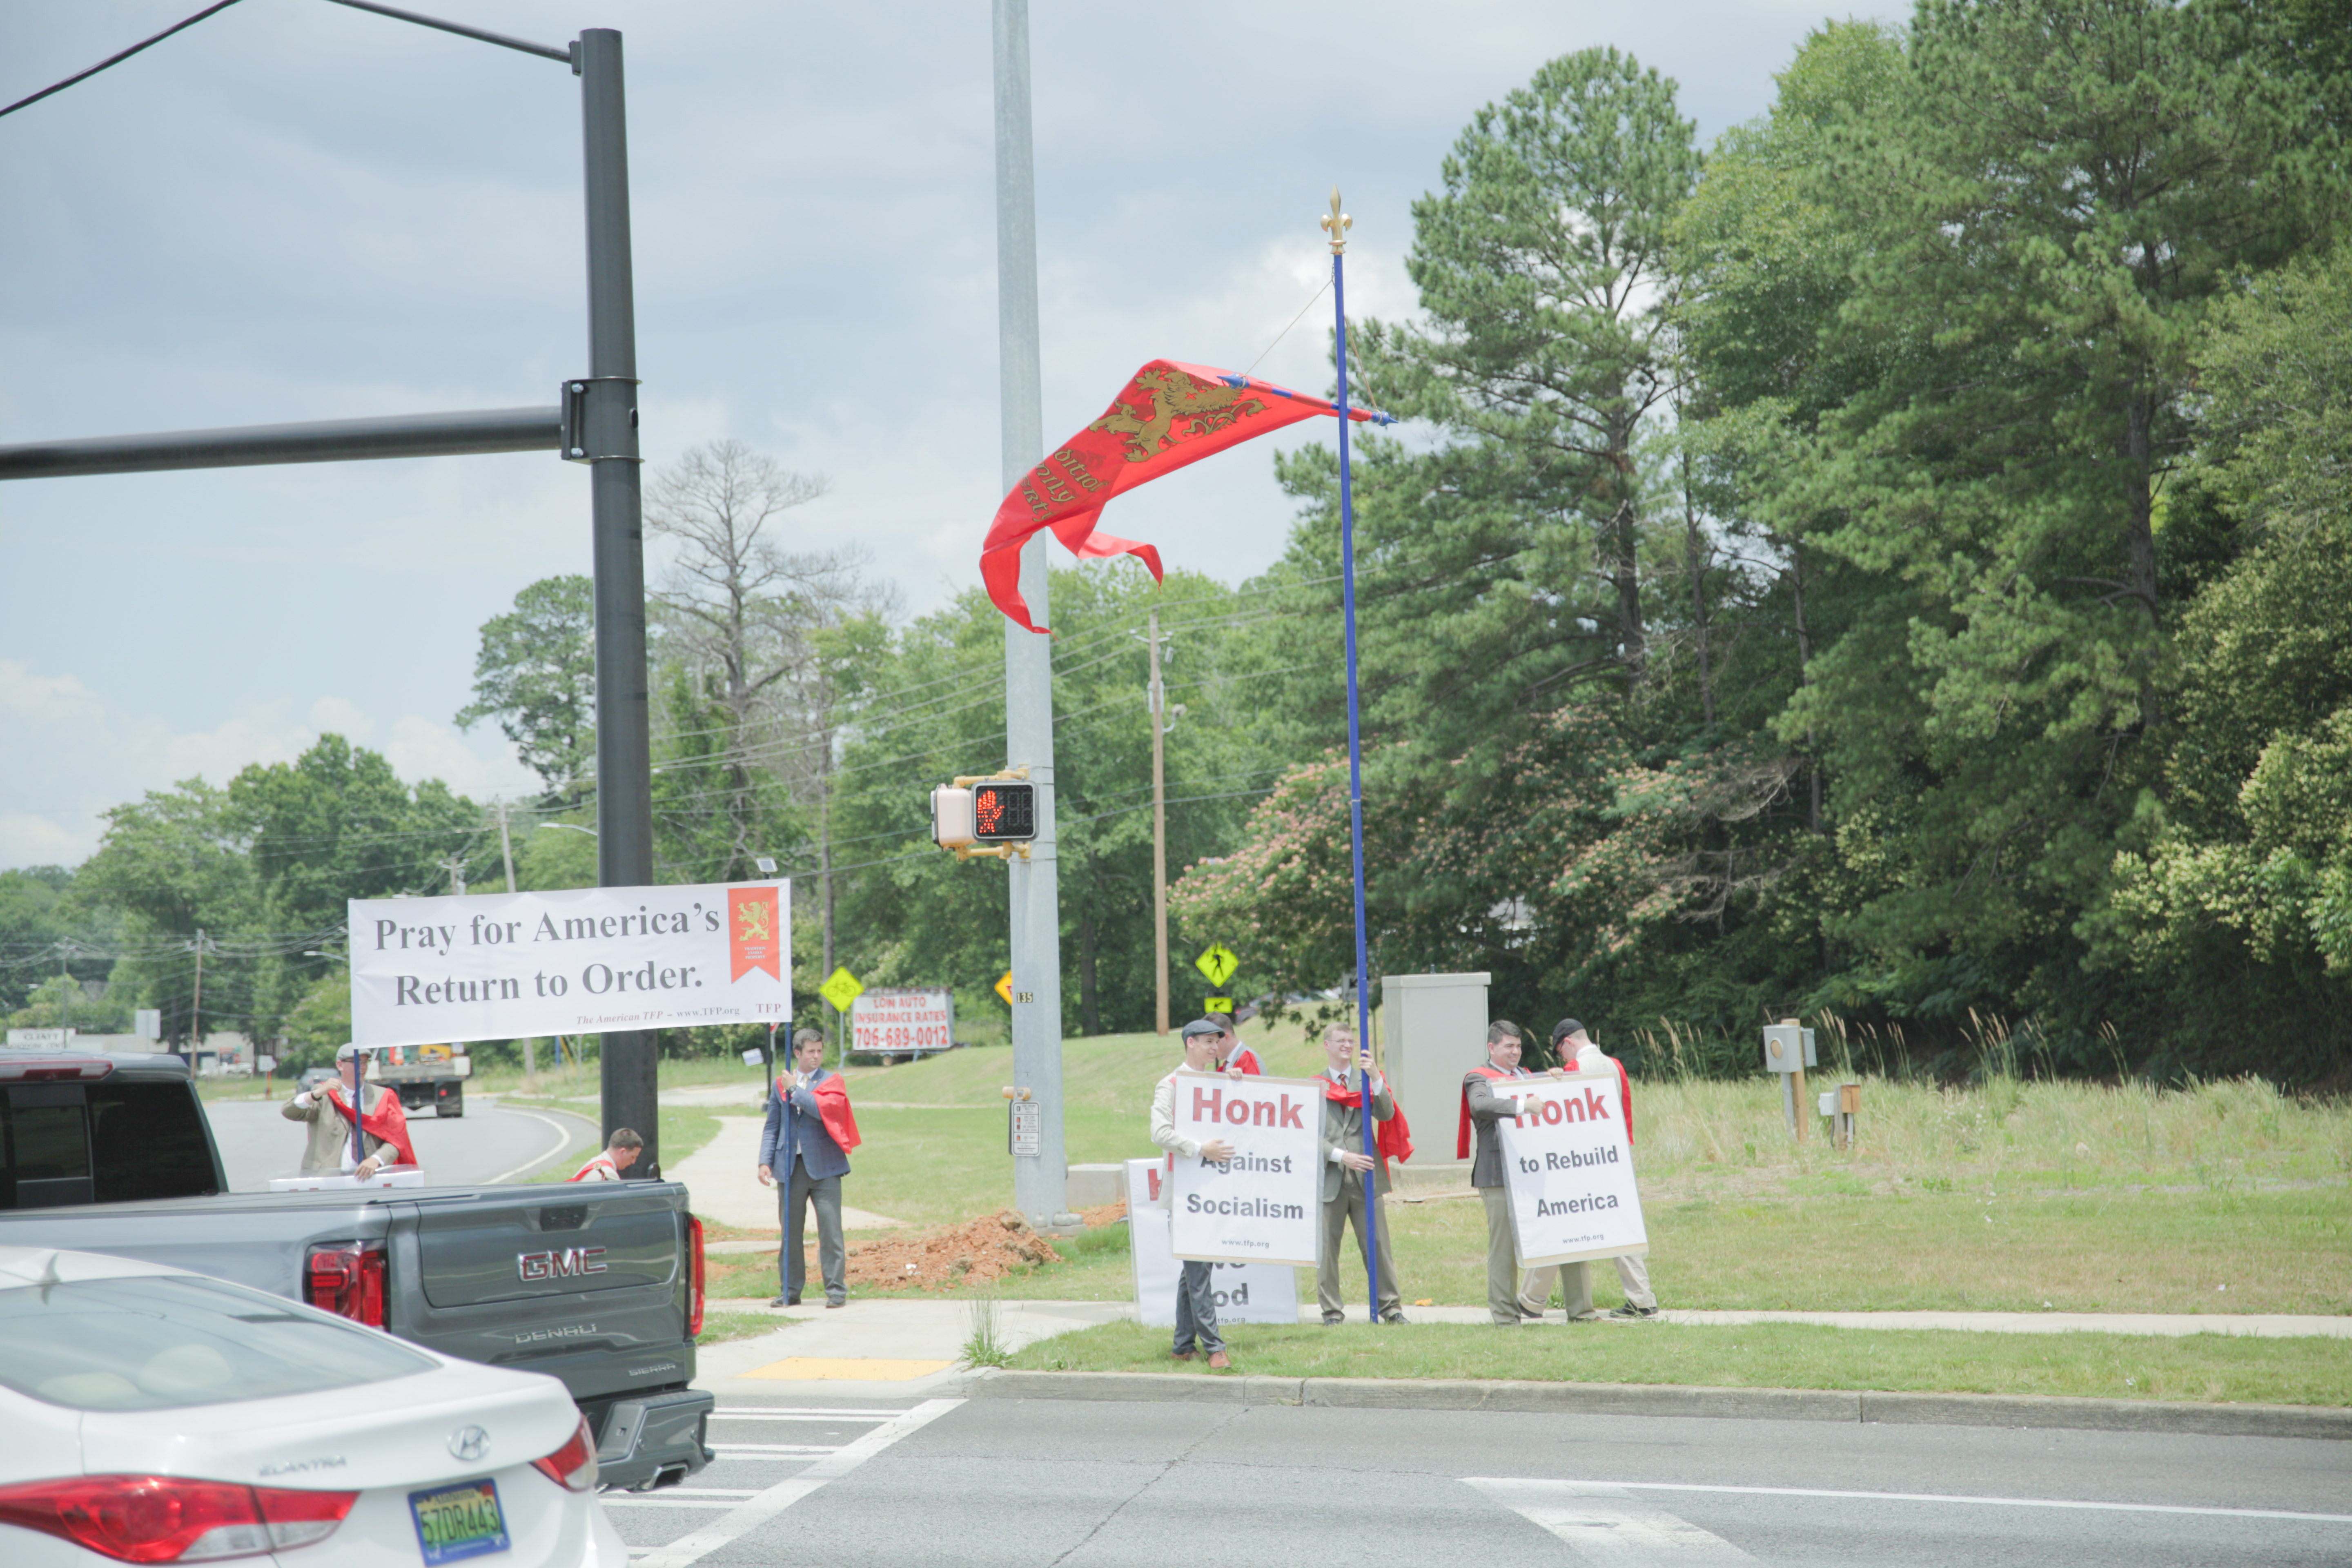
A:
[517, 1246, 608, 1282]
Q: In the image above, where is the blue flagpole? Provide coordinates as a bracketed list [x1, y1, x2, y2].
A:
[1325, 189, 1383, 1327]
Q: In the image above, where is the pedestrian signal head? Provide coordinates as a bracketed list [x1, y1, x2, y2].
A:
[970, 780, 1036, 843]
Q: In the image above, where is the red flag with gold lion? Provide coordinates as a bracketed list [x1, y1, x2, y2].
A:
[981, 360, 1383, 631]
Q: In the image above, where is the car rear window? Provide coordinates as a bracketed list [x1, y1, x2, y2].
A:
[89, 1080, 220, 1201]
[0, 1272, 435, 1411]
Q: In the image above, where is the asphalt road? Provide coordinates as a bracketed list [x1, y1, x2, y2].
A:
[205, 1095, 588, 1190]
[601, 1396, 2352, 1567]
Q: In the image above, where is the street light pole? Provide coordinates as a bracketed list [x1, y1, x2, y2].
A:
[576, 27, 659, 1177]
[993, 0, 1068, 1229]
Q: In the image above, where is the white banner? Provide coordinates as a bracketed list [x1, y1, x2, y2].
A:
[1167, 1071, 1321, 1266]
[348, 882, 791, 1047]
[1124, 1160, 1297, 1326]
[1497, 1067, 1648, 1268]
[849, 988, 953, 1055]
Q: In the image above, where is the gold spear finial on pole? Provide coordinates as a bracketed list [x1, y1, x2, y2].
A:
[1321, 185, 1350, 254]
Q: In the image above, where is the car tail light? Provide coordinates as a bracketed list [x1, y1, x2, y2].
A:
[302, 1241, 387, 1328]
[687, 1213, 706, 1337]
[0, 1475, 356, 1562]
[530, 1413, 599, 1493]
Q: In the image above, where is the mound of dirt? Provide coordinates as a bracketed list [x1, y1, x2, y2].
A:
[839, 1209, 1062, 1291]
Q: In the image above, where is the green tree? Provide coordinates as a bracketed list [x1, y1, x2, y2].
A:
[1770, 0, 2334, 1036]
[457, 575, 595, 800]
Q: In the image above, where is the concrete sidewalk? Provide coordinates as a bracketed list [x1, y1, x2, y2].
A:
[697, 1297, 1125, 1399]
[670, 1114, 903, 1232]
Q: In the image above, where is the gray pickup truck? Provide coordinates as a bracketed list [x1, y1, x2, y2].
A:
[0, 1046, 713, 1492]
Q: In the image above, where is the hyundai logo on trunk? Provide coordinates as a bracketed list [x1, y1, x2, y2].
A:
[518, 1245, 608, 1281]
[448, 1426, 490, 1462]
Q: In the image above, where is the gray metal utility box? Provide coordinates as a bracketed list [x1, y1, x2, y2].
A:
[1382, 972, 1490, 1178]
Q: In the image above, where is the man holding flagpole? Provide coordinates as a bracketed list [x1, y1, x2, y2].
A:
[758, 1028, 859, 1309]
[1316, 1025, 1409, 1324]
[282, 1043, 414, 1178]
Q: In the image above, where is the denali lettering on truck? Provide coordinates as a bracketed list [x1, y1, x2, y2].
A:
[1495, 1067, 1650, 1267]
[347, 882, 792, 1049]
[1168, 1072, 1321, 1266]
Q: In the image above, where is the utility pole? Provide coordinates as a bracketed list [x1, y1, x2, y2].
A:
[993, 0, 1069, 1231]
[437, 854, 468, 895]
[189, 929, 205, 1062]
[1149, 609, 1170, 1036]
[497, 800, 534, 1082]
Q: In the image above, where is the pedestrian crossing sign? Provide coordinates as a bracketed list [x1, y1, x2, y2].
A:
[1194, 943, 1238, 988]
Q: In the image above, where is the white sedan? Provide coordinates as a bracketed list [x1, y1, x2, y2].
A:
[0, 1246, 628, 1566]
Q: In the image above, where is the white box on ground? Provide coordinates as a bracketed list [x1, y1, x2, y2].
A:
[1125, 1159, 1297, 1327]
[1495, 1067, 1648, 1268]
[347, 881, 791, 1048]
[849, 987, 953, 1054]
[1167, 1071, 1322, 1266]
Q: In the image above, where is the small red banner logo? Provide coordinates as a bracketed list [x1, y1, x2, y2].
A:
[728, 887, 781, 982]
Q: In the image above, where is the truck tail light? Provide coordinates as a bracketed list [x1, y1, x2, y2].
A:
[0, 1474, 356, 1562]
[530, 1414, 599, 1494]
[687, 1214, 706, 1338]
[303, 1241, 387, 1329]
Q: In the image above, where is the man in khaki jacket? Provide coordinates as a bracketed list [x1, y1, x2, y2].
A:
[281, 1045, 409, 1176]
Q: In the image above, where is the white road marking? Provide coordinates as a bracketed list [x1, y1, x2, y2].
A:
[623, 1398, 961, 1568]
[1467, 1479, 1758, 1565]
[1496, 1479, 2352, 1526]
[480, 1105, 584, 1183]
[710, 1406, 906, 1418]
[708, 1443, 842, 1455]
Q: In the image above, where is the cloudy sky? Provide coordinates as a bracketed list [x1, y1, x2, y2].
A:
[0, 0, 1895, 868]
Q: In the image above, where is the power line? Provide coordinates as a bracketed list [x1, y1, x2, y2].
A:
[0, 0, 246, 120]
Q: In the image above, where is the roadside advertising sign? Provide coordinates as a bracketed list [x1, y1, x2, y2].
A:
[1167, 1071, 1321, 1265]
[1496, 1067, 1648, 1268]
[347, 882, 791, 1048]
[1123, 1159, 1297, 1325]
[849, 988, 953, 1054]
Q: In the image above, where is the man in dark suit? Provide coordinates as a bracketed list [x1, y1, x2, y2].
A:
[757, 1029, 855, 1308]
[1459, 1019, 1566, 1324]
[1316, 1025, 1405, 1324]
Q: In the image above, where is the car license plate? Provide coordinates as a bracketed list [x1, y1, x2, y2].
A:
[409, 1478, 510, 1564]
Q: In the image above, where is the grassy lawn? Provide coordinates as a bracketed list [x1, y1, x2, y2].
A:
[1005, 1319, 2352, 1406]
[697, 1312, 798, 1347]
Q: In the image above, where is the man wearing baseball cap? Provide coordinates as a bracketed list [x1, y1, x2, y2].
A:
[1149, 1018, 1247, 1368]
[1519, 1018, 1659, 1321]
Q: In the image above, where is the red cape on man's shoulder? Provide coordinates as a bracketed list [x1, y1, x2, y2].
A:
[780, 1073, 862, 1154]
[327, 1082, 415, 1167]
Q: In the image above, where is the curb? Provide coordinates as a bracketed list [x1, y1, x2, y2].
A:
[961, 1370, 2352, 1440]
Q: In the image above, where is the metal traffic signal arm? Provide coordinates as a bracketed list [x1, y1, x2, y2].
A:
[0, 0, 665, 1175]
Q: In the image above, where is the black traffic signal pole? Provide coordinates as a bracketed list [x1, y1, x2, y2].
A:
[0, 5, 662, 1176]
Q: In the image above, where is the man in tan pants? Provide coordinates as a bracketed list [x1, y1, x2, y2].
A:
[1459, 1020, 1566, 1324]
[1519, 1018, 1659, 1321]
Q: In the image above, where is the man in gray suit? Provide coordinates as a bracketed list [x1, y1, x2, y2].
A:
[1462, 1020, 1566, 1324]
[757, 1029, 851, 1308]
[1316, 1025, 1405, 1324]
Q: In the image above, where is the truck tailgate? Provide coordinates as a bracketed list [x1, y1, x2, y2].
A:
[386, 1184, 697, 1405]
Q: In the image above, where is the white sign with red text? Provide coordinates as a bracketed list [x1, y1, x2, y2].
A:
[1125, 1160, 1298, 1325]
[348, 882, 791, 1048]
[1495, 1067, 1649, 1268]
[849, 988, 954, 1055]
[1167, 1071, 1322, 1266]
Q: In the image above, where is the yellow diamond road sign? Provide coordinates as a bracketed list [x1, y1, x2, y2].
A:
[994, 971, 1015, 1007]
[1194, 943, 1238, 988]
[818, 966, 864, 1013]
